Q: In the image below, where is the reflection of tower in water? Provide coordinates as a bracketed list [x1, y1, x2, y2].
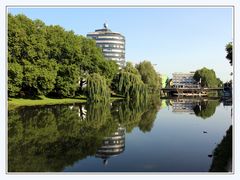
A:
[95, 126, 125, 165]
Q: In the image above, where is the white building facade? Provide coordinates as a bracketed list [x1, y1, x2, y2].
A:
[172, 72, 200, 88]
[87, 23, 125, 68]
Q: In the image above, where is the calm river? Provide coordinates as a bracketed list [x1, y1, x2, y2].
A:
[8, 98, 232, 172]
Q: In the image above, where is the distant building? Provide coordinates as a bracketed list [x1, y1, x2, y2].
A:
[87, 23, 126, 68]
[172, 72, 199, 88]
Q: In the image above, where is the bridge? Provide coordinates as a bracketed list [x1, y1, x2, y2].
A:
[162, 87, 223, 91]
[161, 87, 223, 96]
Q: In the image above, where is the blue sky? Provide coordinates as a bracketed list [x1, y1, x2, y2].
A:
[8, 7, 233, 82]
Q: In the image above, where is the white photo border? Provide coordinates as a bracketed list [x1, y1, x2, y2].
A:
[1, 0, 239, 179]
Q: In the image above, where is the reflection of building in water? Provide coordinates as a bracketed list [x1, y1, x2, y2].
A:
[223, 98, 232, 106]
[172, 99, 200, 114]
[69, 105, 87, 120]
[95, 126, 125, 165]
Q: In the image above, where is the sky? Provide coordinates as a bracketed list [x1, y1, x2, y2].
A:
[8, 7, 233, 82]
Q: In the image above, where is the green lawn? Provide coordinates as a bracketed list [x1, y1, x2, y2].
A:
[8, 95, 124, 110]
[8, 96, 87, 110]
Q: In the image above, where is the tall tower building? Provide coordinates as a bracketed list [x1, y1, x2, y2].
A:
[87, 23, 126, 68]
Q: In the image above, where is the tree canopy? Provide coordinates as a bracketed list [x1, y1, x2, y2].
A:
[8, 63, 23, 97]
[112, 62, 148, 103]
[8, 13, 118, 100]
[86, 73, 110, 102]
[8, 13, 160, 103]
[135, 60, 161, 93]
[193, 67, 222, 88]
[225, 42, 232, 66]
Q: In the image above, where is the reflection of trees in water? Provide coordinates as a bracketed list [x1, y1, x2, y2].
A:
[8, 97, 161, 172]
[138, 109, 158, 132]
[111, 96, 161, 133]
[209, 126, 232, 172]
[111, 101, 144, 133]
[8, 104, 117, 172]
[193, 100, 220, 119]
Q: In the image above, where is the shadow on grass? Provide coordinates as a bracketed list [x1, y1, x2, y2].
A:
[45, 94, 87, 100]
[9, 96, 43, 100]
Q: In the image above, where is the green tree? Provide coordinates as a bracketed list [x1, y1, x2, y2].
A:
[193, 67, 222, 88]
[118, 72, 147, 102]
[78, 38, 103, 73]
[53, 64, 80, 97]
[225, 42, 232, 66]
[8, 63, 23, 97]
[86, 73, 110, 102]
[78, 38, 119, 91]
[113, 63, 148, 103]
[8, 13, 119, 98]
[8, 14, 28, 64]
[136, 60, 161, 93]
[46, 25, 83, 65]
[124, 62, 140, 75]
[22, 59, 58, 96]
[99, 60, 119, 85]
[8, 14, 56, 97]
[8, 14, 49, 64]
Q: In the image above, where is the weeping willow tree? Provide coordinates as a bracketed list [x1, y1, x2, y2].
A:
[86, 73, 110, 102]
[115, 71, 148, 104]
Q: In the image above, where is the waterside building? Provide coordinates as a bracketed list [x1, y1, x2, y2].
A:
[172, 72, 200, 88]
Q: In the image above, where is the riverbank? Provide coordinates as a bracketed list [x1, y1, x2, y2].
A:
[8, 96, 86, 110]
[8, 95, 125, 110]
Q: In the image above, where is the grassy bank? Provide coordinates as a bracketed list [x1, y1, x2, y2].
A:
[8, 96, 87, 110]
[8, 95, 125, 110]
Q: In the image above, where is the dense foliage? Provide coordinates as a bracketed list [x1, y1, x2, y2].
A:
[86, 73, 110, 102]
[136, 60, 161, 93]
[8, 14, 118, 101]
[225, 42, 232, 66]
[8, 13, 160, 103]
[193, 67, 222, 88]
[112, 62, 148, 103]
[22, 59, 58, 96]
[53, 64, 79, 97]
[8, 63, 23, 96]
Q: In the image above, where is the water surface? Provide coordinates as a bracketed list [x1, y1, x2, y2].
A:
[8, 98, 232, 172]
